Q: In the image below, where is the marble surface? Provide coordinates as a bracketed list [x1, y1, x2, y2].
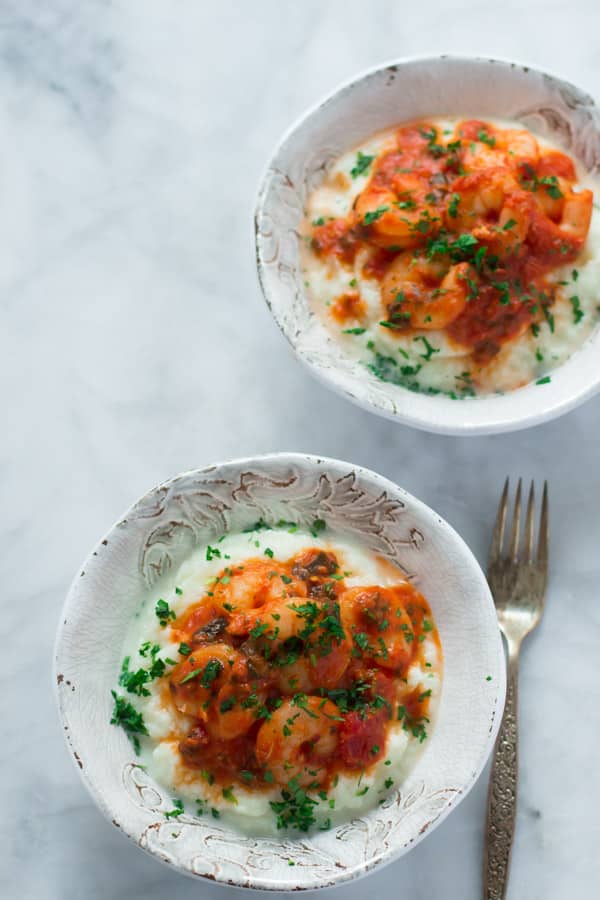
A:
[2, 1, 599, 897]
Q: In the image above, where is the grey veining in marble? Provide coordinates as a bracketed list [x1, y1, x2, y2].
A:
[2, 1, 599, 898]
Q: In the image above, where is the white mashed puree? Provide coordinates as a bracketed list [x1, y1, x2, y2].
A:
[115, 525, 442, 836]
[301, 117, 600, 396]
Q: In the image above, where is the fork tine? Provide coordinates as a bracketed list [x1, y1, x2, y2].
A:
[507, 478, 522, 560]
[537, 480, 549, 566]
[489, 477, 509, 563]
[524, 481, 535, 562]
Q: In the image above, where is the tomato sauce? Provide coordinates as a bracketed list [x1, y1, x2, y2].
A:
[310, 119, 593, 359]
[331, 292, 366, 323]
[162, 548, 439, 794]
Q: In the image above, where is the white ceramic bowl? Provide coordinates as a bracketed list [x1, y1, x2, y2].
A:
[55, 453, 505, 891]
[255, 56, 600, 435]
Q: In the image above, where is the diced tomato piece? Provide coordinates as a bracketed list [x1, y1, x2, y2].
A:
[339, 710, 387, 769]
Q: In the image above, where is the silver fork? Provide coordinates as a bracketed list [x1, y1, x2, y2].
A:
[483, 478, 549, 900]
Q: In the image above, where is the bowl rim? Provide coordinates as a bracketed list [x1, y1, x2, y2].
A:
[254, 54, 600, 435]
[54, 452, 506, 890]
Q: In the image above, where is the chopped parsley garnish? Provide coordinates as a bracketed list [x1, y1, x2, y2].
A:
[270, 778, 319, 831]
[539, 175, 563, 199]
[310, 518, 327, 537]
[219, 696, 236, 713]
[242, 519, 271, 533]
[180, 657, 224, 687]
[353, 631, 371, 652]
[342, 327, 367, 335]
[155, 598, 176, 628]
[118, 647, 171, 697]
[570, 295, 584, 324]
[164, 799, 184, 819]
[397, 704, 429, 742]
[119, 657, 153, 697]
[448, 193, 460, 218]
[477, 128, 496, 147]
[414, 335, 440, 362]
[492, 280, 511, 305]
[110, 691, 148, 754]
[206, 545, 221, 561]
[312, 216, 326, 226]
[276, 519, 298, 532]
[351, 151, 375, 179]
[536, 376, 551, 385]
[363, 206, 389, 225]
[521, 167, 564, 199]
[542, 305, 555, 333]
[222, 786, 237, 804]
[426, 231, 479, 262]
[178, 642, 192, 656]
[201, 658, 224, 687]
[249, 621, 270, 640]
[291, 693, 319, 718]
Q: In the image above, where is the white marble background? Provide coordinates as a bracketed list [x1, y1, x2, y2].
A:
[2, 1, 599, 897]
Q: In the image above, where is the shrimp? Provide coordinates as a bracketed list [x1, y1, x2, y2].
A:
[354, 173, 441, 249]
[169, 643, 238, 719]
[339, 585, 418, 672]
[381, 251, 471, 330]
[208, 671, 268, 740]
[255, 697, 341, 786]
[211, 558, 307, 615]
[528, 175, 570, 221]
[449, 167, 533, 254]
[528, 188, 593, 259]
[229, 596, 351, 694]
[561, 189, 594, 238]
[227, 596, 309, 642]
[458, 120, 539, 174]
[496, 127, 539, 173]
[170, 644, 267, 739]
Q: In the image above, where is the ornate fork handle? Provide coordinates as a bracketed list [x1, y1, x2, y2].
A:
[483, 644, 519, 900]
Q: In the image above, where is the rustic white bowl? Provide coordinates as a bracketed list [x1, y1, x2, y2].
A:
[255, 56, 600, 435]
[55, 454, 504, 890]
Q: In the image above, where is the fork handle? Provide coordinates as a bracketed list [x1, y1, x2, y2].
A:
[483, 646, 519, 900]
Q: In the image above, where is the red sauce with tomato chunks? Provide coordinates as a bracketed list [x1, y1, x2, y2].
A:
[311, 218, 360, 264]
[161, 547, 440, 798]
[331, 292, 366, 323]
[308, 119, 593, 364]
